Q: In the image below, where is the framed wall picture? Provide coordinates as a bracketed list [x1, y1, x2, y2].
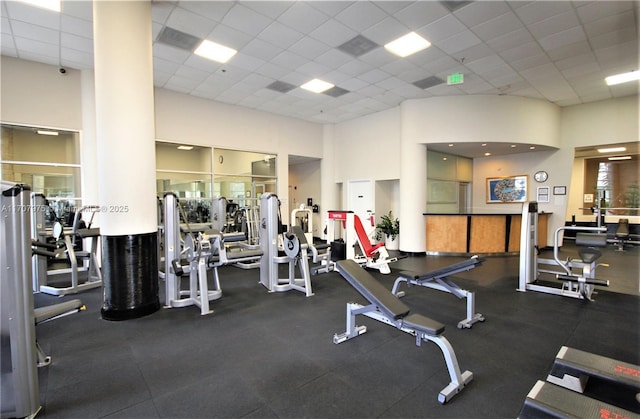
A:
[537, 186, 550, 203]
[553, 186, 566, 195]
[487, 175, 528, 203]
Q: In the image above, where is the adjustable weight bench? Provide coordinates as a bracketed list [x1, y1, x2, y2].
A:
[392, 256, 485, 329]
[333, 259, 473, 404]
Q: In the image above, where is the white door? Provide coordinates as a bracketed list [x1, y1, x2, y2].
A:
[347, 180, 375, 241]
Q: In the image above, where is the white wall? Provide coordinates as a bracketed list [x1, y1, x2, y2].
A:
[333, 107, 401, 182]
[1, 56, 82, 130]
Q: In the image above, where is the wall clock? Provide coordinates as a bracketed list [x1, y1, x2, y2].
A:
[534, 170, 548, 183]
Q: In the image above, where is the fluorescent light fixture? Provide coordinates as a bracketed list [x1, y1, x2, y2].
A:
[484, 152, 491, 156]
[177, 145, 193, 150]
[18, 0, 60, 12]
[510, 144, 517, 148]
[598, 147, 626, 153]
[605, 71, 640, 86]
[529, 146, 536, 150]
[384, 32, 431, 57]
[448, 143, 454, 147]
[608, 156, 632, 161]
[301, 79, 334, 94]
[194, 40, 237, 63]
[37, 129, 59, 136]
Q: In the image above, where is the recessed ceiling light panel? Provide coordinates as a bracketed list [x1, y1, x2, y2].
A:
[18, 0, 60, 12]
[301, 79, 334, 94]
[605, 71, 639, 86]
[384, 32, 431, 58]
[597, 147, 626, 153]
[195, 40, 237, 63]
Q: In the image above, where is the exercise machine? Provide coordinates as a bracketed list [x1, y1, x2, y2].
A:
[291, 206, 334, 274]
[519, 346, 639, 418]
[31, 193, 102, 296]
[2, 182, 85, 418]
[519, 201, 609, 300]
[162, 193, 264, 315]
[259, 193, 313, 296]
[333, 260, 473, 404]
[391, 256, 485, 329]
[326, 210, 397, 274]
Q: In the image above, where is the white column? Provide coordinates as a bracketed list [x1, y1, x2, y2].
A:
[399, 102, 427, 253]
[93, 0, 157, 235]
[320, 124, 337, 240]
[93, 0, 159, 320]
[80, 69, 98, 205]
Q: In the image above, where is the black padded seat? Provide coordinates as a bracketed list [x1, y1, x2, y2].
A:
[402, 313, 445, 336]
[578, 248, 602, 264]
[616, 219, 630, 239]
[225, 249, 263, 260]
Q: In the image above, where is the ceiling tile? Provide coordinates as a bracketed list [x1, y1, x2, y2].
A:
[152, 42, 191, 64]
[486, 28, 534, 52]
[538, 25, 587, 51]
[207, 23, 254, 50]
[546, 40, 592, 62]
[583, 11, 636, 39]
[14, 36, 58, 59]
[288, 36, 332, 60]
[296, 60, 332, 77]
[527, 10, 580, 39]
[269, 50, 308, 71]
[500, 41, 545, 63]
[338, 59, 374, 77]
[454, 1, 510, 28]
[11, 21, 58, 45]
[61, 1, 93, 21]
[242, 38, 283, 62]
[589, 26, 637, 50]
[514, 1, 573, 25]
[314, 49, 353, 69]
[166, 7, 217, 39]
[178, 1, 233, 22]
[359, 68, 391, 84]
[5, 2, 59, 30]
[230, 52, 267, 72]
[61, 14, 92, 38]
[258, 21, 304, 49]
[307, 1, 355, 18]
[277, 2, 329, 34]
[438, 30, 482, 55]
[61, 32, 92, 53]
[420, 14, 467, 43]
[575, 1, 635, 24]
[309, 18, 358, 48]
[334, 2, 388, 33]
[61, 46, 92, 68]
[361, 17, 409, 46]
[470, 11, 521, 42]
[392, 1, 448, 31]
[222, 3, 272, 36]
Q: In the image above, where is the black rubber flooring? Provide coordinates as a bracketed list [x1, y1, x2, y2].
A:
[33, 243, 639, 418]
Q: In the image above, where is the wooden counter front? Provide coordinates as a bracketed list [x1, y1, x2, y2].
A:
[426, 215, 468, 253]
[425, 213, 550, 254]
[469, 215, 507, 253]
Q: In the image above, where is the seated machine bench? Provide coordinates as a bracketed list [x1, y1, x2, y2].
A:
[333, 259, 473, 404]
[519, 380, 637, 419]
[392, 256, 485, 329]
[547, 346, 640, 412]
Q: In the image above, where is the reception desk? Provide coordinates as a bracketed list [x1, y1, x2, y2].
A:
[424, 213, 549, 254]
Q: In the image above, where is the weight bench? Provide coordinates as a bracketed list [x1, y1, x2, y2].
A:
[333, 259, 473, 404]
[392, 256, 485, 329]
[546, 346, 640, 410]
[519, 380, 636, 419]
[34, 299, 85, 367]
[353, 214, 396, 274]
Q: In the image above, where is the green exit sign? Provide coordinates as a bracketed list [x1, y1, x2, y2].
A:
[447, 73, 464, 85]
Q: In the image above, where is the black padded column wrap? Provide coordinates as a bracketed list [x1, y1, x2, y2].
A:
[101, 232, 160, 321]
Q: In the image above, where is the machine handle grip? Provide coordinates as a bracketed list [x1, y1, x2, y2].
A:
[171, 259, 184, 276]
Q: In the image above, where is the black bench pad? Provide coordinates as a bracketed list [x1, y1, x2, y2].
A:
[402, 313, 445, 336]
[398, 257, 483, 281]
[337, 259, 410, 320]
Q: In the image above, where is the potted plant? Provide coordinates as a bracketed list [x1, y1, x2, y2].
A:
[375, 211, 400, 250]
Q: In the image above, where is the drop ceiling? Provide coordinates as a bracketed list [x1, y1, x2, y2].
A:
[1, 0, 638, 129]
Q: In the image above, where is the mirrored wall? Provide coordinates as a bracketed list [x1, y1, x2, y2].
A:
[1, 124, 82, 224]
